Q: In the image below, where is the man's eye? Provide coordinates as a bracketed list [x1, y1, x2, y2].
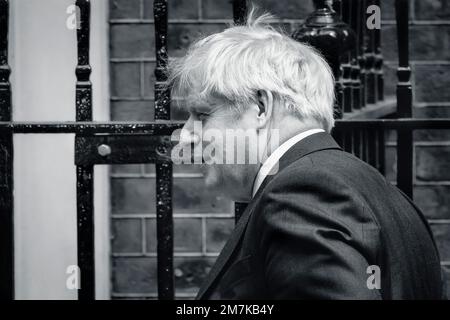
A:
[196, 112, 209, 121]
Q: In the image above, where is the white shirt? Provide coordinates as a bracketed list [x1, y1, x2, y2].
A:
[252, 128, 325, 197]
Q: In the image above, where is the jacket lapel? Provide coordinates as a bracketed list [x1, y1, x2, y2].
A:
[195, 132, 342, 299]
[195, 183, 267, 299]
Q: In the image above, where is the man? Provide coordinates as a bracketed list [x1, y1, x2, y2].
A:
[168, 9, 444, 299]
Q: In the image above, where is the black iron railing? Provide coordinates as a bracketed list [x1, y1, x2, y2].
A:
[74, 0, 95, 300]
[0, 0, 449, 300]
[0, 0, 13, 301]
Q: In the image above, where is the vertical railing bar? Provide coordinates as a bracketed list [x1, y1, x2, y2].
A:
[353, 128, 361, 158]
[358, 0, 367, 109]
[374, 128, 379, 169]
[332, 127, 344, 150]
[341, 129, 348, 152]
[360, 129, 365, 161]
[351, 129, 356, 155]
[350, 0, 361, 111]
[232, 0, 247, 25]
[365, 0, 377, 104]
[368, 129, 376, 167]
[344, 129, 353, 153]
[233, 0, 248, 223]
[350, 128, 356, 155]
[341, 0, 353, 113]
[377, 129, 386, 176]
[395, 0, 413, 198]
[75, 0, 95, 300]
[359, 129, 364, 161]
[351, 128, 356, 155]
[363, 129, 369, 162]
[0, 0, 14, 300]
[374, 0, 384, 101]
[332, 0, 344, 117]
[154, 0, 174, 300]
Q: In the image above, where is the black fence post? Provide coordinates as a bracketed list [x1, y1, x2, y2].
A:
[365, 0, 377, 104]
[233, 0, 247, 25]
[350, 0, 361, 111]
[154, 0, 174, 300]
[75, 0, 95, 300]
[377, 129, 386, 175]
[341, 0, 353, 113]
[0, 0, 14, 300]
[374, 0, 384, 101]
[232, 0, 249, 223]
[358, 0, 367, 109]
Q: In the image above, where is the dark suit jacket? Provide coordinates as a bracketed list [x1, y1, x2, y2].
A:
[196, 132, 444, 300]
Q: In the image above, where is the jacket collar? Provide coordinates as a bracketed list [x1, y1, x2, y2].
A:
[196, 132, 342, 299]
[277, 131, 342, 173]
[252, 129, 325, 197]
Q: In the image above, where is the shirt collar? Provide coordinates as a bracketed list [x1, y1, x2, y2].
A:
[251, 128, 325, 197]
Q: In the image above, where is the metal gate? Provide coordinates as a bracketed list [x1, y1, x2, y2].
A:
[1, 0, 449, 300]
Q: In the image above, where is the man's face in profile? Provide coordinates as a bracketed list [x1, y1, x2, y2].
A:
[177, 98, 261, 201]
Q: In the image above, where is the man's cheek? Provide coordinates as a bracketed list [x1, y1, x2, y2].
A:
[202, 140, 225, 164]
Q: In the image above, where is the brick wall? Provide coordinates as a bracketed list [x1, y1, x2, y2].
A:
[381, 0, 450, 298]
[109, 0, 450, 299]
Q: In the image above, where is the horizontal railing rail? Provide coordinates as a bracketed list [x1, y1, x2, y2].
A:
[0, 119, 449, 134]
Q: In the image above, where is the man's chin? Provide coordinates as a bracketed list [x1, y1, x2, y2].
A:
[202, 165, 229, 196]
[202, 166, 246, 201]
[203, 165, 220, 188]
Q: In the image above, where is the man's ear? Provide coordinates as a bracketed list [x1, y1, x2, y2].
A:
[256, 90, 273, 129]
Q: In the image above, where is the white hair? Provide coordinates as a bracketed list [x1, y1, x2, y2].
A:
[168, 7, 336, 132]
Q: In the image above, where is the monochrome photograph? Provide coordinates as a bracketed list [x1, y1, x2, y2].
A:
[0, 0, 449, 304]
